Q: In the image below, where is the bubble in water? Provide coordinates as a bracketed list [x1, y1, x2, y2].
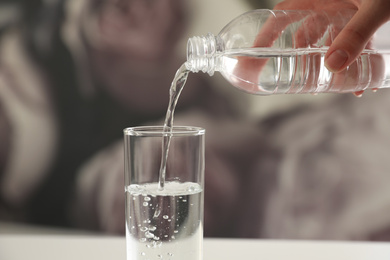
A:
[143, 202, 149, 207]
[153, 208, 161, 218]
[140, 227, 148, 232]
[146, 241, 162, 248]
[187, 185, 196, 192]
[145, 231, 155, 239]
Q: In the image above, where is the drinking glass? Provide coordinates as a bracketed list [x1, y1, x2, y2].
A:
[124, 126, 205, 260]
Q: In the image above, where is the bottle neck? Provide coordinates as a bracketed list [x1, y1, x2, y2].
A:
[186, 33, 217, 76]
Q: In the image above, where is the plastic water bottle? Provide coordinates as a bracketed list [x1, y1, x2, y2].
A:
[186, 9, 390, 95]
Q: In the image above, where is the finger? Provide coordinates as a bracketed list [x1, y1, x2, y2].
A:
[253, 10, 306, 48]
[293, 11, 333, 48]
[234, 10, 310, 94]
[325, 2, 390, 73]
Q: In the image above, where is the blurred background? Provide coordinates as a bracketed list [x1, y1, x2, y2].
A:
[1, 0, 390, 242]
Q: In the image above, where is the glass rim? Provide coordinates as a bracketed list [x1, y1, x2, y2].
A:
[124, 126, 205, 137]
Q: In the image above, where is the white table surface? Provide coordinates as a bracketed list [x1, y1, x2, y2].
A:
[1, 234, 390, 260]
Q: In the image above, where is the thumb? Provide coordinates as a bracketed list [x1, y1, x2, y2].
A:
[325, 5, 389, 73]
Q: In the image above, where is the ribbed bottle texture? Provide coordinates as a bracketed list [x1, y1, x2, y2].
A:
[186, 9, 390, 95]
[186, 33, 218, 76]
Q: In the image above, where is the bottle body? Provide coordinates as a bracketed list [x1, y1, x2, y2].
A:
[186, 9, 390, 95]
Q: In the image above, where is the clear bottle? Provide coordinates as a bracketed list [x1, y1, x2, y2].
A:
[186, 9, 390, 95]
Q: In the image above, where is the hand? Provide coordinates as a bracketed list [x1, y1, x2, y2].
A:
[273, 0, 390, 73]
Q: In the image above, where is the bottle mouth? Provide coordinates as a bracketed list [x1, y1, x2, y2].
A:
[187, 40, 195, 61]
[186, 33, 216, 76]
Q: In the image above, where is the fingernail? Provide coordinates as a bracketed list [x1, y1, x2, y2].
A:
[325, 49, 349, 72]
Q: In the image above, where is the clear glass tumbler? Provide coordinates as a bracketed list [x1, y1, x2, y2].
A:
[124, 126, 205, 260]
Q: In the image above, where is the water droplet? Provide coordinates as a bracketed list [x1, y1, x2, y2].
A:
[171, 236, 175, 239]
[174, 230, 178, 233]
[141, 252, 146, 256]
[182, 199, 187, 202]
[158, 255, 162, 259]
[168, 253, 173, 257]
[163, 215, 169, 220]
[144, 196, 151, 201]
[149, 226, 156, 231]
[154, 236, 160, 241]
[168, 219, 172, 222]
[143, 202, 149, 207]
[140, 238, 147, 243]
